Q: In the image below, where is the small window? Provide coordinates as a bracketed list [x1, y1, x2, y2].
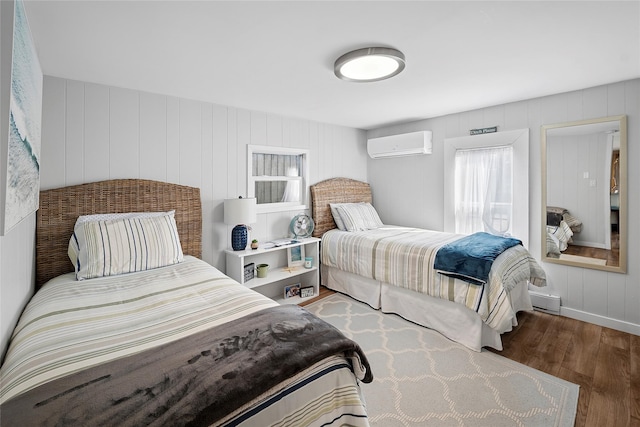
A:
[248, 145, 309, 213]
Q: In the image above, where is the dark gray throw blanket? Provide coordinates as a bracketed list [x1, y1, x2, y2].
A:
[434, 232, 522, 285]
[0, 304, 372, 426]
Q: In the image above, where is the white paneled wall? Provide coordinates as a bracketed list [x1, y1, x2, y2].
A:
[368, 79, 640, 334]
[0, 214, 35, 361]
[40, 76, 367, 271]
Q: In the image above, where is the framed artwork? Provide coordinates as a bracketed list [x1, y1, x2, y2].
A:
[284, 283, 301, 299]
[300, 286, 314, 298]
[1, 0, 43, 235]
[287, 244, 305, 267]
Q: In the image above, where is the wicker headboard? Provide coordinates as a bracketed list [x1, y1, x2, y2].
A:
[36, 179, 202, 288]
[310, 177, 372, 237]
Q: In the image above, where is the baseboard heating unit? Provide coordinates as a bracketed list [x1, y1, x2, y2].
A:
[528, 291, 561, 315]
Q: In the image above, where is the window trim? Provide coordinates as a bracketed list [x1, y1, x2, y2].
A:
[443, 128, 529, 248]
[247, 145, 310, 213]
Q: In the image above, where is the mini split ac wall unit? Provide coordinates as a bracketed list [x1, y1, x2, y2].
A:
[367, 130, 432, 159]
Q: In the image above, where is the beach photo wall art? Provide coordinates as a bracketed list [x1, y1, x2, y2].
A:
[1, 0, 43, 235]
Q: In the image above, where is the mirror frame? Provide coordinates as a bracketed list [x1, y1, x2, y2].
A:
[541, 115, 627, 273]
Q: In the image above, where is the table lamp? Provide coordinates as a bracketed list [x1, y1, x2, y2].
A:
[224, 197, 257, 251]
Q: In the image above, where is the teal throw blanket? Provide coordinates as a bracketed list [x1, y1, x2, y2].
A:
[434, 232, 522, 285]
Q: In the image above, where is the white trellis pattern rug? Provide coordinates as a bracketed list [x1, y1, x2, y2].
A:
[305, 293, 579, 427]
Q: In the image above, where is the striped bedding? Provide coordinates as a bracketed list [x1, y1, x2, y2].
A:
[547, 220, 574, 252]
[0, 256, 369, 426]
[321, 226, 546, 332]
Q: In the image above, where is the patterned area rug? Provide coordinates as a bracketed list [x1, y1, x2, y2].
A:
[305, 293, 579, 427]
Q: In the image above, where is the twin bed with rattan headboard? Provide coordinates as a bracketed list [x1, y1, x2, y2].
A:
[35, 179, 203, 287]
[1, 179, 372, 426]
[310, 177, 547, 352]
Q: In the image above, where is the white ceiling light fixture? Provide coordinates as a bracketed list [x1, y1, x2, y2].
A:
[334, 47, 406, 82]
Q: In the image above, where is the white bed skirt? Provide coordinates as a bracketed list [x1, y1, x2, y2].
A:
[321, 264, 533, 352]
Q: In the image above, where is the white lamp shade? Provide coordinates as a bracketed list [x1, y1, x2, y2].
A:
[224, 197, 257, 225]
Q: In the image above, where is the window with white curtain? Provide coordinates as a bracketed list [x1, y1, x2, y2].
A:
[443, 129, 529, 248]
[247, 145, 309, 213]
[454, 146, 513, 236]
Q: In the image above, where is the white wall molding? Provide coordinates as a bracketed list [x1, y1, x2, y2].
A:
[560, 306, 640, 336]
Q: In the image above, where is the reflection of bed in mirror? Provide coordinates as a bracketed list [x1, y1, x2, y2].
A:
[545, 206, 582, 258]
[541, 115, 627, 272]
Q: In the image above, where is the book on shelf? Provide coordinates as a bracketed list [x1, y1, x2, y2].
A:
[268, 238, 300, 247]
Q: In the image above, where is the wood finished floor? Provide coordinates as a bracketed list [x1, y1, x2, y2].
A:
[302, 287, 640, 427]
[563, 231, 620, 267]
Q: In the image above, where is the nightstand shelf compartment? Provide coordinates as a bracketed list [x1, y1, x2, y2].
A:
[225, 237, 320, 305]
[243, 266, 318, 290]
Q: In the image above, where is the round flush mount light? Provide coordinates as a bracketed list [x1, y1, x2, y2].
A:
[334, 47, 405, 82]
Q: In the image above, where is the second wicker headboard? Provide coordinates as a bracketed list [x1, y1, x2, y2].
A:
[36, 179, 202, 288]
[310, 177, 372, 237]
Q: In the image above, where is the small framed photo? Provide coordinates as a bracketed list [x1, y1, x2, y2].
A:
[284, 283, 301, 299]
[287, 244, 305, 267]
[243, 262, 255, 282]
[300, 286, 314, 298]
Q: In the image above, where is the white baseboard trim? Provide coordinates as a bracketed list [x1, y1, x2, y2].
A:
[560, 307, 640, 336]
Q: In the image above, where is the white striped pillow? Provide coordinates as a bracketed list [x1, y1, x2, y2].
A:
[336, 203, 383, 232]
[329, 203, 348, 230]
[73, 212, 184, 280]
[68, 211, 174, 271]
[562, 212, 583, 233]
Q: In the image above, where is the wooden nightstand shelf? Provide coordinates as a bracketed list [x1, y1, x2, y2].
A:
[225, 237, 320, 304]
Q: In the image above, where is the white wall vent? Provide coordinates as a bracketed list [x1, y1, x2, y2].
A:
[528, 291, 561, 315]
[367, 130, 432, 159]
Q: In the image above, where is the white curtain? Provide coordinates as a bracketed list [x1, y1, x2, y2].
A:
[253, 153, 302, 204]
[281, 174, 301, 203]
[454, 146, 513, 236]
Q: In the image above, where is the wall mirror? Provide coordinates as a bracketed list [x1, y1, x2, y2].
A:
[541, 115, 627, 273]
